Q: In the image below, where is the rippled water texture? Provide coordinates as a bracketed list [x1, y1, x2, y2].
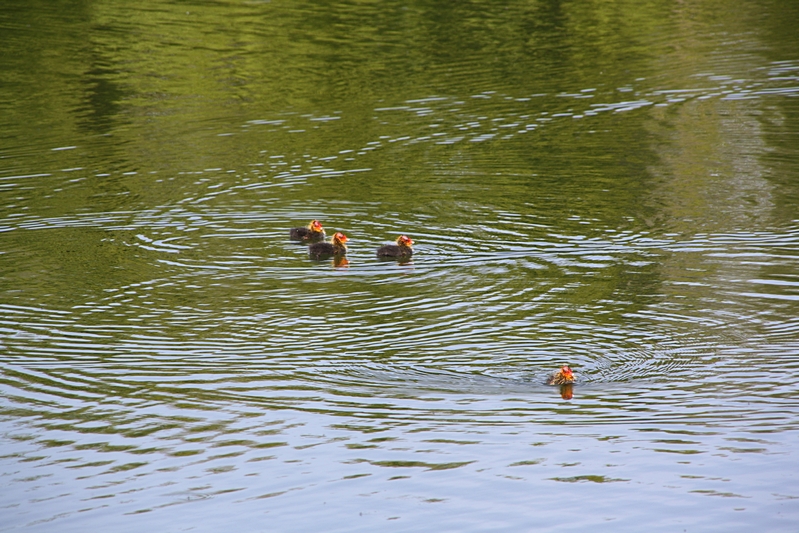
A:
[2, 0, 799, 531]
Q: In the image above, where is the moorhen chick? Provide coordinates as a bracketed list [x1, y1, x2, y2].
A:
[309, 231, 348, 259]
[376, 235, 414, 258]
[290, 220, 326, 242]
[546, 365, 575, 385]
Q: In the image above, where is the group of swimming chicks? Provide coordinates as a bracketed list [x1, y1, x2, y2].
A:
[291, 220, 575, 391]
[290, 219, 414, 260]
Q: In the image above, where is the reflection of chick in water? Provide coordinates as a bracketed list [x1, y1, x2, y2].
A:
[559, 383, 574, 400]
[309, 232, 348, 260]
[290, 220, 326, 242]
[333, 256, 349, 268]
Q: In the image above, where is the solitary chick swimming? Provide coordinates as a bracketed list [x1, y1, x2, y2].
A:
[546, 365, 575, 385]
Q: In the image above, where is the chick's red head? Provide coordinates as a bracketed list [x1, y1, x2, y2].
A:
[333, 232, 348, 243]
[398, 235, 414, 246]
[561, 365, 574, 379]
[310, 220, 323, 232]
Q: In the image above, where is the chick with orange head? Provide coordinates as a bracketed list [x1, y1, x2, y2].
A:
[290, 220, 326, 242]
[309, 231, 348, 259]
[546, 365, 575, 385]
[377, 235, 414, 258]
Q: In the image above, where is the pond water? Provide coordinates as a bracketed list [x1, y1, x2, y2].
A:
[2, 0, 799, 531]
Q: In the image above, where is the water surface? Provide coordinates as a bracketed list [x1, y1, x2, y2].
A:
[2, 0, 799, 531]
